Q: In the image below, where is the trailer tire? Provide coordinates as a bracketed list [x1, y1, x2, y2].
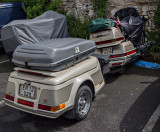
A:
[64, 85, 92, 121]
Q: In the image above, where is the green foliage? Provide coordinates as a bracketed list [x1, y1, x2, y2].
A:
[66, 14, 90, 39]
[22, 0, 90, 39]
[147, 2, 160, 56]
[22, 0, 62, 19]
[0, 0, 22, 2]
[0, 0, 62, 19]
[92, 0, 108, 18]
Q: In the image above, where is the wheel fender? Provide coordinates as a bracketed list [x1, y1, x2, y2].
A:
[68, 74, 94, 106]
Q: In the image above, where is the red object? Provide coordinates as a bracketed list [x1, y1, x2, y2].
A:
[110, 50, 136, 58]
[125, 50, 136, 56]
[115, 18, 121, 31]
[116, 37, 124, 41]
[18, 99, 34, 107]
[112, 63, 122, 66]
[38, 104, 51, 111]
[5, 94, 14, 101]
[110, 54, 125, 58]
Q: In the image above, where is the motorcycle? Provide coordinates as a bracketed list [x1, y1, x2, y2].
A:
[89, 7, 151, 74]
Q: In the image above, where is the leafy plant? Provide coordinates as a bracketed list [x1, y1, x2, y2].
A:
[147, 1, 160, 56]
[0, 0, 22, 2]
[22, 0, 62, 19]
[92, 0, 108, 18]
[66, 14, 90, 39]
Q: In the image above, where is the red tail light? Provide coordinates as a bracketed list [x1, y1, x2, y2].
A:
[110, 50, 136, 58]
[125, 50, 136, 56]
[38, 104, 52, 111]
[112, 63, 122, 66]
[4, 94, 14, 101]
[38, 103, 65, 112]
[96, 40, 112, 45]
[110, 54, 125, 58]
[117, 37, 124, 41]
[18, 99, 34, 107]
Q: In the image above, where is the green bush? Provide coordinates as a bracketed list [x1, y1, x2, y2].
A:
[92, 0, 108, 18]
[147, 1, 160, 56]
[66, 14, 90, 39]
[22, 0, 62, 19]
[0, 0, 22, 2]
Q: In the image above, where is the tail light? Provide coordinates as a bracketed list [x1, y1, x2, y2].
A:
[18, 99, 34, 107]
[112, 63, 122, 66]
[110, 54, 125, 58]
[110, 50, 136, 58]
[38, 103, 65, 112]
[4, 94, 14, 102]
[125, 50, 136, 55]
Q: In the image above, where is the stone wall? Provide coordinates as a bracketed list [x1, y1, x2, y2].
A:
[61, 0, 94, 18]
[60, 0, 158, 29]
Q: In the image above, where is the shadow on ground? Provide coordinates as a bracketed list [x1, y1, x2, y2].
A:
[0, 48, 15, 73]
[0, 61, 14, 73]
[119, 59, 160, 132]
[0, 106, 78, 132]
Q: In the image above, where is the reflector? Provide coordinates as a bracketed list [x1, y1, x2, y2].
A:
[18, 99, 34, 107]
[51, 106, 60, 112]
[126, 50, 136, 56]
[38, 103, 65, 112]
[4, 94, 14, 101]
[38, 104, 51, 111]
[60, 103, 65, 109]
[112, 63, 122, 66]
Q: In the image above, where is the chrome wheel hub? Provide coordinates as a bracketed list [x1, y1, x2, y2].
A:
[78, 91, 91, 116]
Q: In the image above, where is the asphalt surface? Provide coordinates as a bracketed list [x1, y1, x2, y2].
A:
[0, 48, 160, 132]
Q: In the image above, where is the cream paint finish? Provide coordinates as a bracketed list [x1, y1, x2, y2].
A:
[4, 56, 104, 118]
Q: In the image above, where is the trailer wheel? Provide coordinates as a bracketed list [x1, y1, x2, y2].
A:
[63, 85, 92, 121]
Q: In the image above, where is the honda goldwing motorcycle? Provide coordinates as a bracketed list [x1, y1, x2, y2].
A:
[89, 7, 150, 73]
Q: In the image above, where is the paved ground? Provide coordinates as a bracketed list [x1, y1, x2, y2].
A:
[0, 48, 160, 132]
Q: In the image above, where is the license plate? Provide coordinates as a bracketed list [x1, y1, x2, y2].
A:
[19, 84, 36, 99]
[102, 47, 113, 55]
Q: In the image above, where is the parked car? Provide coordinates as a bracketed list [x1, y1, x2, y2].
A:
[0, 2, 26, 49]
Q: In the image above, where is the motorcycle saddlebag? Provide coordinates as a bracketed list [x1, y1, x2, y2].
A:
[12, 38, 96, 71]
